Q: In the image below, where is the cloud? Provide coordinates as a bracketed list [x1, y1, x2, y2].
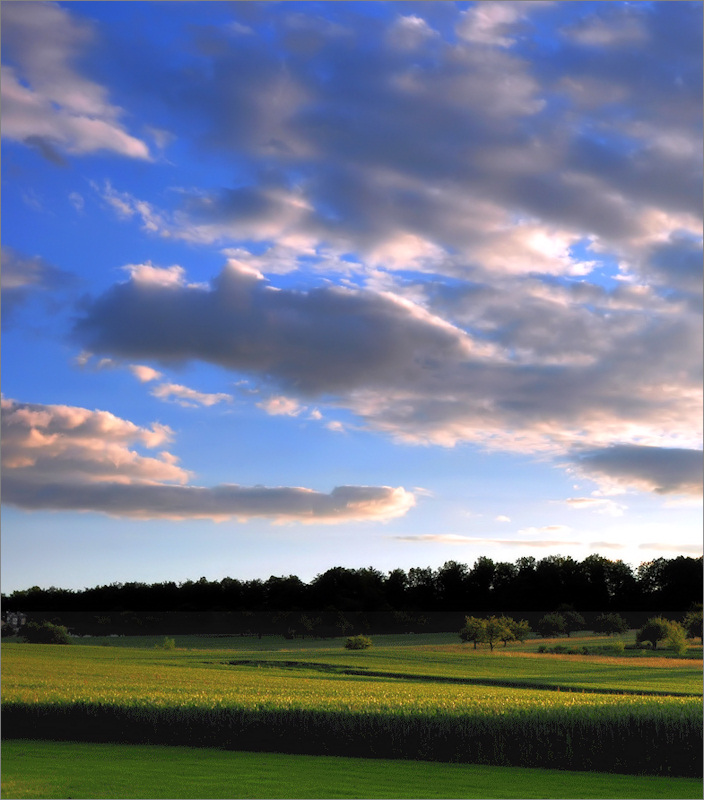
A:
[73, 259, 702, 476]
[1, 246, 76, 327]
[518, 525, 573, 537]
[495, 515, 511, 523]
[638, 542, 703, 555]
[257, 396, 303, 417]
[563, 497, 626, 516]
[394, 534, 578, 548]
[1, 398, 415, 523]
[129, 365, 163, 383]
[1, 3, 149, 159]
[574, 445, 703, 496]
[150, 383, 232, 408]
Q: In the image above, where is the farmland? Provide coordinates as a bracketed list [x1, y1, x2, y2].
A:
[2, 630, 702, 798]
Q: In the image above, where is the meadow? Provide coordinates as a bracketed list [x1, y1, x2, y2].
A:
[2, 631, 702, 798]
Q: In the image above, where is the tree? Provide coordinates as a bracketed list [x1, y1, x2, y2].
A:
[683, 606, 703, 643]
[636, 617, 675, 650]
[22, 620, 72, 644]
[508, 618, 531, 643]
[536, 613, 566, 637]
[483, 616, 512, 651]
[593, 612, 629, 636]
[459, 616, 485, 649]
[557, 605, 586, 637]
[497, 616, 517, 647]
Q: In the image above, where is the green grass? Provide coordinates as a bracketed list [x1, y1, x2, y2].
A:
[3, 740, 702, 799]
[2, 637, 701, 777]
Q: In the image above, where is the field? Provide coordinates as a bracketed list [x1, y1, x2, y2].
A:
[2, 631, 702, 798]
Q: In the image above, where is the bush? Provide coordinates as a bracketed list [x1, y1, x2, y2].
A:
[664, 623, 688, 656]
[21, 621, 72, 645]
[606, 640, 625, 655]
[155, 637, 176, 650]
[345, 635, 372, 650]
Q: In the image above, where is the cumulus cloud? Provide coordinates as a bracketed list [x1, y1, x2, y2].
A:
[1, 2, 149, 159]
[1, 398, 415, 523]
[72, 258, 702, 480]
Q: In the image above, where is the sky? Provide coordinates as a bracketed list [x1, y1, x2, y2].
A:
[1, 1, 702, 595]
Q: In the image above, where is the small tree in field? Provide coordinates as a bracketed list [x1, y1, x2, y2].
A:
[636, 617, 674, 650]
[683, 607, 703, 643]
[483, 616, 513, 651]
[509, 618, 531, 643]
[593, 612, 629, 636]
[557, 605, 586, 638]
[496, 616, 517, 648]
[537, 613, 566, 638]
[459, 616, 486, 649]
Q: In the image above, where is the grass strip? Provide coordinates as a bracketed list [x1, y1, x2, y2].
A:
[224, 659, 702, 697]
[3, 700, 701, 777]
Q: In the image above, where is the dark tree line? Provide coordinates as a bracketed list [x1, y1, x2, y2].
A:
[3, 555, 701, 616]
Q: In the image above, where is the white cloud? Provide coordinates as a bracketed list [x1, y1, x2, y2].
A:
[495, 515, 511, 523]
[257, 396, 302, 417]
[563, 497, 627, 516]
[129, 365, 163, 383]
[1, 398, 415, 523]
[151, 383, 232, 408]
[1, 4, 149, 159]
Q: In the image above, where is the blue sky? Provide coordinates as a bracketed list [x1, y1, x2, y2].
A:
[1, 1, 702, 594]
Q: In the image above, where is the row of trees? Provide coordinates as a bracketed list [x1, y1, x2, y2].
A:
[3, 555, 701, 614]
[459, 608, 702, 652]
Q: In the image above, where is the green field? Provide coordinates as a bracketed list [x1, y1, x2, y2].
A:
[3, 740, 702, 800]
[2, 632, 702, 797]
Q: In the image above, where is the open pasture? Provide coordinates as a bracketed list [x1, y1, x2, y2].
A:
[3, 740, 703, 799]
[2, 637, 702, 777]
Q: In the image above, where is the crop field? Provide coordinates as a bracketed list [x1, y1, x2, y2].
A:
[2, 633, 702, 789]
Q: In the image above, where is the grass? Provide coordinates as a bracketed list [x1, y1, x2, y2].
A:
[3, 740, 703, 800]
[2, 635, 702, 781]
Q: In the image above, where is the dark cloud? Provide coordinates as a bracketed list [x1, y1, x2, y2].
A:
[574, 445, 703, 496]
[1, 246, 76, 328]
[73, 260, 701, 463]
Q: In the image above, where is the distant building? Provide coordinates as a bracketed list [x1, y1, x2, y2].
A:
[3, 611, 27, 631]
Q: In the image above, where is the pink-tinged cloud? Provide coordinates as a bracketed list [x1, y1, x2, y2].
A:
[1, 3, 149, 160]
[1, 398, 414, 523]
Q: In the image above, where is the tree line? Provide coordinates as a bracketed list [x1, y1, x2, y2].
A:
[3, 554, 701, 615]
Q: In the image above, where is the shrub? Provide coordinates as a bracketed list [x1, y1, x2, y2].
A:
[606, 640, 625, 655]
[345, 635, 372, 650]
[155, 637, 176, 650]
[21, 621, 72, 645]
[664, 623, 688, 656]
